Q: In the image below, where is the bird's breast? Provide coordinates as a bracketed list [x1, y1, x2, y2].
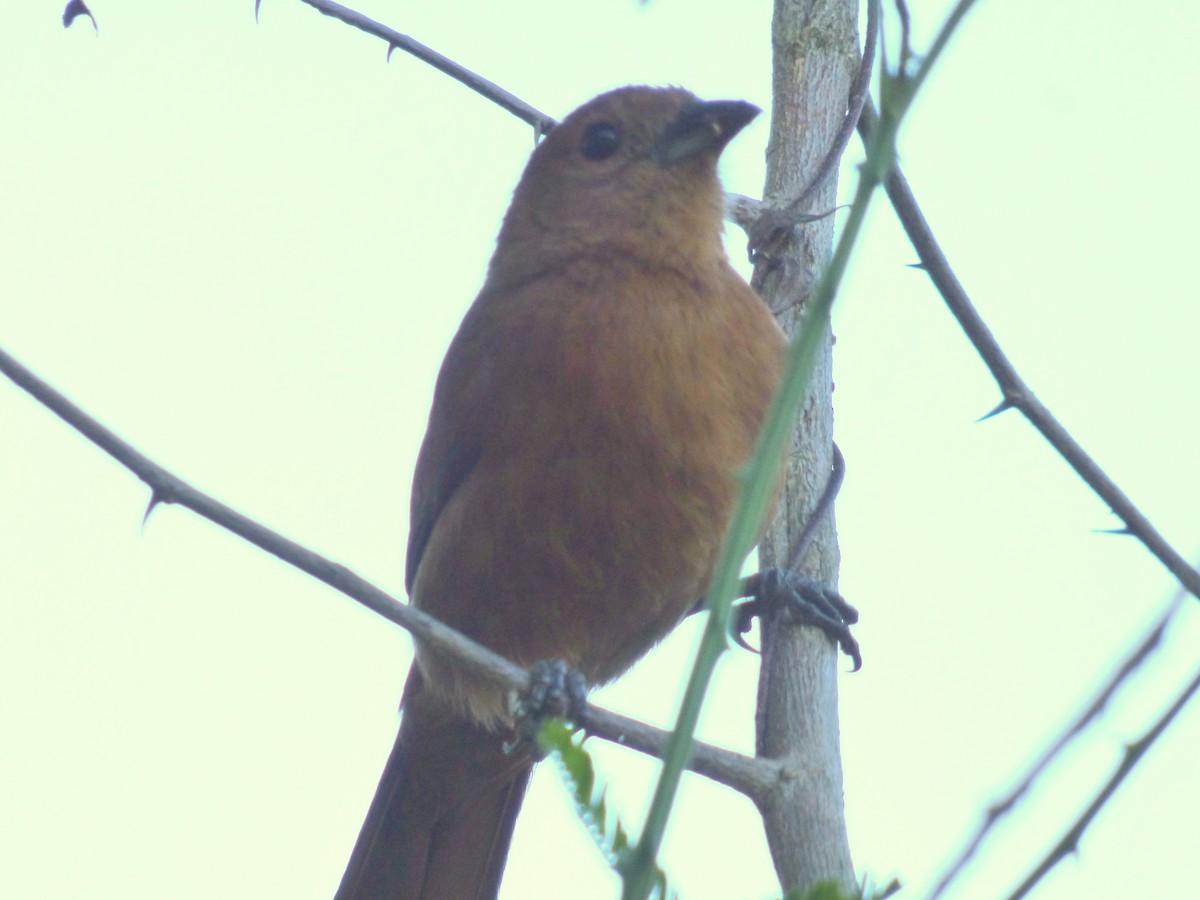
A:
[412, 256, 784, 723]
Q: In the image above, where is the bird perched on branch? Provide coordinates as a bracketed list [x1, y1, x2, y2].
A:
[335, 85, 786, 900]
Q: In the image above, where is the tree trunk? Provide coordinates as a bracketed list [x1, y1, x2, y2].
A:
[753, 0, 859, 891]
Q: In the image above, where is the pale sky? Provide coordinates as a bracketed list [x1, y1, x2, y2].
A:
[3, 2, 1199, 898]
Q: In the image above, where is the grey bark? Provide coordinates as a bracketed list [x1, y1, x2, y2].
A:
[753, 0, 860, 892]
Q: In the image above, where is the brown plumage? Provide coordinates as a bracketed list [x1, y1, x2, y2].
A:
[335, 85, 785, 900]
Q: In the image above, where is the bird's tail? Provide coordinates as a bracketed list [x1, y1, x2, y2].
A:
[334, 672, 533, 900]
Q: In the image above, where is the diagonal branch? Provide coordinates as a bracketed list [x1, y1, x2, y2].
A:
[857, 100, 1200, 603]
[928, 588, 1186, 899]
[1005, 663, 1200, 900]
[294, 0, 556, 135]
[0, 345, 781, 803]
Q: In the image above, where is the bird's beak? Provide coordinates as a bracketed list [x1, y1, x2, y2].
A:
[653, 99, 760, 165]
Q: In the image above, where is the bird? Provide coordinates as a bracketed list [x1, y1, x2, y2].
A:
[334, 85, 787, 900]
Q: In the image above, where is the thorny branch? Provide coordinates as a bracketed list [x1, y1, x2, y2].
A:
[1006, 663, 1200, 900]
[856, 99, 1200, 603]
[290, 0, 556, 136]
[928, 590, 1187, 899]
[0, 347, 782, 804]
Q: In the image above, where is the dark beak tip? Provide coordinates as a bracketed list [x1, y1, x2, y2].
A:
[700, 100, 758, 150]
[723, 100, 762, 129]
[702, 99, 760, 142]
[654, 96, 762, 165]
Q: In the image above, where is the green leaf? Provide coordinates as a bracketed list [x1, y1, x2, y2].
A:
[538, 719, 673, 895]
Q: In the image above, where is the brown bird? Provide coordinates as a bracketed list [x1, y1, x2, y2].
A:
[335, 85, 786, 900]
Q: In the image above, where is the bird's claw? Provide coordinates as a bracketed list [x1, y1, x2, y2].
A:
[734, 568, 861, 671]
[509, 659, 589, 759]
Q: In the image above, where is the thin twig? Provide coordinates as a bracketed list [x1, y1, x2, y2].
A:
[786, 443, 845, 575]
[858, 100, 1200, 603]
[294, 0, 556, 136]
[1005, 664, 1200, 900]
[725, 192, 765, 235]
[894, 1, 911, 77]
[927, 590, 1186, 899]
[0, 345, 781, 802]
[580, 705, 783, 804]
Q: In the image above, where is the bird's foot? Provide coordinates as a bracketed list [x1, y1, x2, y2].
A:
[509, 659, 589, 758]
[733, 568, 862, 671]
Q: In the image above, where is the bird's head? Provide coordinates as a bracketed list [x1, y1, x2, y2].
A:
[492, 86, 759, 277]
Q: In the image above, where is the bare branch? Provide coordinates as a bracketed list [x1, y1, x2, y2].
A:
[0, 345, 780, 801]
[295, 0, 556, 136]
[858, 99, 1200, 603]
[725, 192, 765, 235]
[1005, 664, 1200, 900]
[929, 589, 1187, 899]
[785, 443, 845, 576]
[579, 705, 784, 805]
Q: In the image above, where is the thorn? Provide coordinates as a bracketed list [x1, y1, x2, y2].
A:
[793, 205, 847, 224]
[977, 398, 1013, 422]
[254, 0, 261, 23]
[387, 42, 397, 63]
[62, 0, 98, 32]
[906, 261, 927, 270]
[1093, 526, 1134, 536]
[142, 490, 163, 529]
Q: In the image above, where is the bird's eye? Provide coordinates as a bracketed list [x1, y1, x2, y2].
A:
[580, 122, 621, 160]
